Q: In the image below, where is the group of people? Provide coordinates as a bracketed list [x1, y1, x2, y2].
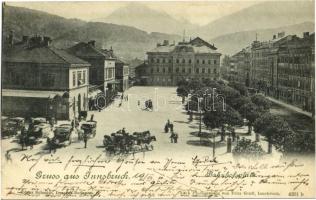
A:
[164, 119, 178, 143]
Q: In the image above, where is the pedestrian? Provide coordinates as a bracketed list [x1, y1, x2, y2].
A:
[173, 133, 178, 143]
[169, 123, 174, 132]
[138, 100, 140, 106]
[90, 114, 94, 121]
[170, 132, 175, 143]
[122, 128, 126, 135]
[167, 119, 170, 126]
[126, 95, 129, 101]
[164, 123, 169, 133]
[5, 151, 12, 163]
[83, 131, 88, 148]
[47, 138, 52, 153]
[231, 128, 236, 142]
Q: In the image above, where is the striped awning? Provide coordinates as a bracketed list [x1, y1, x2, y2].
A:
[2, 89, 66, 99]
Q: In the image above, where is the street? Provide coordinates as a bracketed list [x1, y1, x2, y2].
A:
[2, 86, 282, 162]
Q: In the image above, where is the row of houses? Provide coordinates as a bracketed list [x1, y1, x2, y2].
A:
[135, 37, 221, 86]
[2, 33, 130, 120]
[222, 32, 315, 113]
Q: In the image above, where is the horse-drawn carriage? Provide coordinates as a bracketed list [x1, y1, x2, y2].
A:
[145, 99, 153, 110]
[49, 124, 72, 147]
[103, 130, 156, 155]
[2, 117, 25, 138]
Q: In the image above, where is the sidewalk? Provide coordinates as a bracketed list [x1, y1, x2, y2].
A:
[267, 96, 313, 118]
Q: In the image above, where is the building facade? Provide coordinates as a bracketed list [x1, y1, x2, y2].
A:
[2, 35, 90, 120]
[115, 59, 129, 92]
[146, 37, 221, 86]
[225, 32, 315, 113]
[67, 42, 116, 106]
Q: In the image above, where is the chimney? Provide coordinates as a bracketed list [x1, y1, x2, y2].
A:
[22, 35, 29, 43]
[278, 32, 285, 38]
[8, 30, 14, 46]
[163, 40, 169, 46]
[43, 36, 51, 46]
[109, 46, 114, 57]
[273, 35, 276, 40]
[88, 40, 96, 47]
[303, 32, 310, 38]
[29, 35, 43, 48]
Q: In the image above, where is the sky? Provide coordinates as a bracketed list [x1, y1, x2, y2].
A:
[7, 1, 261, 26]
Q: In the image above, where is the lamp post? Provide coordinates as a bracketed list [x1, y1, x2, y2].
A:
[198, 97, 203, 137]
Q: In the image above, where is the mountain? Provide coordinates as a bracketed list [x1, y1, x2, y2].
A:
[2, 5, 181, 60]
[53, 22, 180, 59]
[93, 3, 198, 35]
[2, 4, 86, 40]
[211, 22, 315, 56]
[194, 1, 315, 39]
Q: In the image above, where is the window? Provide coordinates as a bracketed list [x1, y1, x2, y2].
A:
[202, 68, 205, 73]
[197, 59, 200, 64]
[157, 67, 160, 73]
[42, 73, 55, 87]
[168, 67, 172, 72]
[151, 58, 154, 63]
[163, 68, 166, 73]
[77, 71, 82, 86]
[73, 72, 76, 86]
[213, 69, 217, 73]
[189, 59, 192, 64]
[208, 60, 211, 64]
[202, 60, 205, 64]
[188, 68, 191, 73]
[214, 60, 217, 64]
[176, 68, 179, 73]
[182, 68, 185, 73]
[162, 58, 165, 63]
[196, 68, 199, 73]
[208, 68, 211, 74]
[151, 68, 154, 74]
[182, 59, 185, 63]
[157, 58, 160, 63]
[83, 71, 86, 84]
[176, 59, 179, 63]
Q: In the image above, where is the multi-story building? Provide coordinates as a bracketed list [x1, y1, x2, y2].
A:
[67, 42, 116, 106]
[146, 37, 221, 86]
[269, 32, 315, 112]
[229, 32, 314, 113]
[2, 35, 90, 120]
[135, 61, 150, 85]
[230, 47, 251, 86]
[115, 59, 129, 92]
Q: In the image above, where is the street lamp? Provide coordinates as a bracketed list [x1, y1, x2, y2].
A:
[198, 97, 203, 137]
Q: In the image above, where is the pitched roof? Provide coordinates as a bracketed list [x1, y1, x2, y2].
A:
[4, 45, 90, 65]
[190, 37, 217, 50]
[67, 42, 105, 58]
[148, 37, 220, 54]
[67, 42, 115, 60]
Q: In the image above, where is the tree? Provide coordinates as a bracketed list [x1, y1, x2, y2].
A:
[228, 82, 248, 96]
[239, 102, 261, 134]
[251, 94, 271, 111]
[203, 103, 243, 157]
[230, 96, 252, 111]
[257, 80, 267, 93]
[204, 103, 243, 138]
[254, 113, 290, 154]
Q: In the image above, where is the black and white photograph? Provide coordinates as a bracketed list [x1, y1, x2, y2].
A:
[1, 0, 315, 198]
